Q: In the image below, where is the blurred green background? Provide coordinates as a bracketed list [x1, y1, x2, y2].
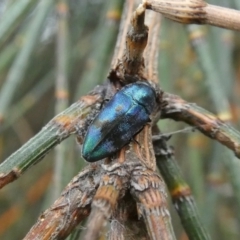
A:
[0, 0, 239, 239]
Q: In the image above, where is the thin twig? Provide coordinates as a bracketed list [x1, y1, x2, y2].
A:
[161, 92, 240, 158]
[145, 0, 240, 31]
[0, 86, 105, 189]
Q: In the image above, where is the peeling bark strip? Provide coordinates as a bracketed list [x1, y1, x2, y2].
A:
[83, 174, 123, 240]
[143, 9, 161, 83]
[133, 124, 157, 170]
[131, 168, 175, 240]
[145, 0, 240, 31]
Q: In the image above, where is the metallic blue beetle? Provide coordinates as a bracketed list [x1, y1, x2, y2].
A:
[82, 82, 157, 162]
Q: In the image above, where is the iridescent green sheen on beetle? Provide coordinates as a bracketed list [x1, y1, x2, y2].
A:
[82, 82, 157, 162]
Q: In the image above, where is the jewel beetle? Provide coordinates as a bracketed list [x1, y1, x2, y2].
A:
[82, 81, 157, 162]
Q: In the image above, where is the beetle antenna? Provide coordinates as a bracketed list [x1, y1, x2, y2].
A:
[152, 127, 196, 141]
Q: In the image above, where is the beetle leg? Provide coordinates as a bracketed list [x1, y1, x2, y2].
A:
[102, 98, 110, 107]
[132, 137, 142, 148]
